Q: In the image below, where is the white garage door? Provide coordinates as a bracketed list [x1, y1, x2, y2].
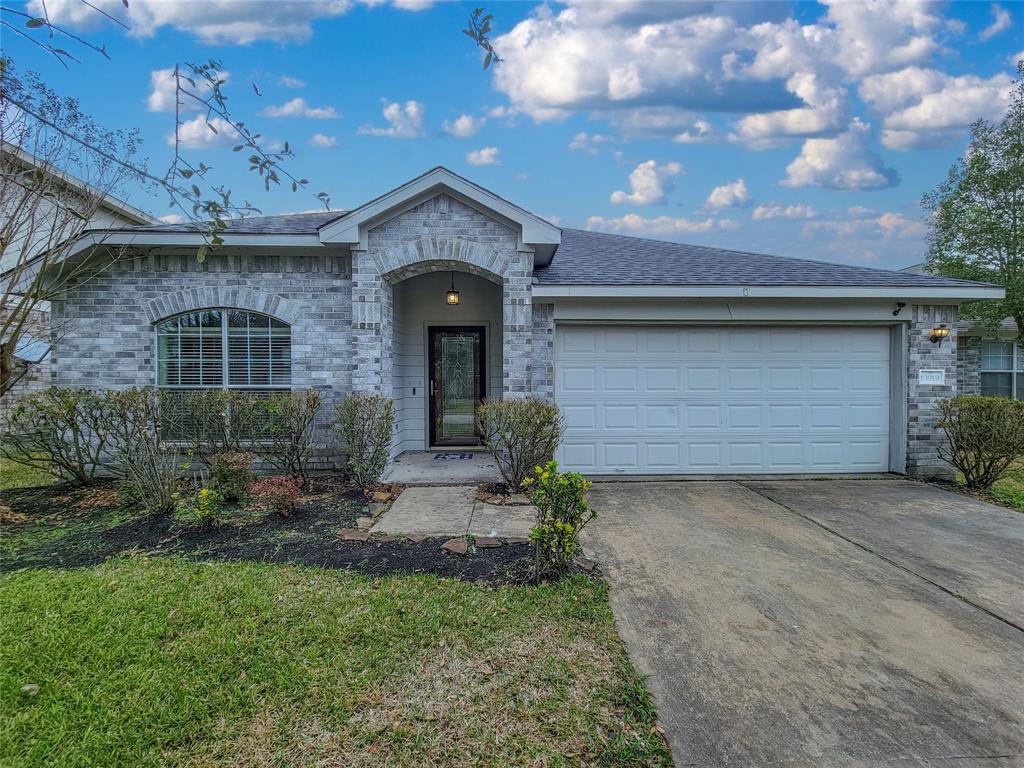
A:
[555, 325, 891, 474]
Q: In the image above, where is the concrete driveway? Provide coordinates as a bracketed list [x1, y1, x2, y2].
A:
[584, 480, 1024, 767]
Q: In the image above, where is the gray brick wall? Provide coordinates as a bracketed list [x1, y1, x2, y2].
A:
[957, 335, 981, 396]
[531, 302, 554, 401]
[906, 304, 957, 478]
[50, 252, 352, 462]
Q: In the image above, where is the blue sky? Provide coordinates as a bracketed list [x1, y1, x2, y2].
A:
[6, 0, 1022, 269]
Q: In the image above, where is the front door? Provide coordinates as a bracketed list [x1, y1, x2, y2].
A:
[429, 326, 485, 446]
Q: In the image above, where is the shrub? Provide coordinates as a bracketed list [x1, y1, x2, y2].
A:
[255, 389, 323, 484]
[250, 475, 300, 518]
[0, 388, 112, 485]
[335, 393, 395, 488]
[477, 398, 564, 492]
[524, 460, 594, 579]
[176, 486, 224, 530]
[101, 388, 180, 515]
[938, 395, 1024, 489]
[209, 451, 255, 503]
[159, 389, 264, 459]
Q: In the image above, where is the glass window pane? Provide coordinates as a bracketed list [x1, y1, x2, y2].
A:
[1016, 373, 1024, 400]
[981, 372, 1012, 397]
[981, 341, 1012, 371]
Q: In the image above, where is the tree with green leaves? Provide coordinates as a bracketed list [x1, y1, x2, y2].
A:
[924, 61, 1023, 340]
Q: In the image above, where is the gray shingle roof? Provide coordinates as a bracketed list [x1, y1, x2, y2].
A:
[533, 228, 988, 288]
[126, 210, 343, 235]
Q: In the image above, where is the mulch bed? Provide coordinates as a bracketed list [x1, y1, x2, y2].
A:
[0, 479, 537, 586]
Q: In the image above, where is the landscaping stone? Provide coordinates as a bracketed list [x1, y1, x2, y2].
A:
[574, 556, 598, 573]
[475, 537, 502, 548]
[407, 534, 429, 543]
[340, 528, 370, 542]
[371, 490, 392, 503]
[442, 538, 468, 555]
[356, 516, 374, 530]
[504, 537, 530, 545]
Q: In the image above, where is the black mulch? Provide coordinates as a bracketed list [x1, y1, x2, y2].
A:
[0, 479, 536, 586]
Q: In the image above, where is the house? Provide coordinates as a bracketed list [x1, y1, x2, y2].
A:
[49, 167, 1002, 477]
[0, 143, 155, 426]
[901, 262, 1017, 400]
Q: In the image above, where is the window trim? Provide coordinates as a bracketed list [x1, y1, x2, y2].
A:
[980, 339, 1021, 399]
[155, 308, 292, 391]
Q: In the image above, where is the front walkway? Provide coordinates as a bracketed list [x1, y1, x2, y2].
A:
[371, 485, 534, 538]
[384, 451, 500, 485]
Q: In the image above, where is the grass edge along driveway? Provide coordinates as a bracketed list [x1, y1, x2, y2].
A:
[0, 557, 671, 768]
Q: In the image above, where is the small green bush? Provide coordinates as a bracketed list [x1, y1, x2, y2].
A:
[255, 389, 323, 484]
[0, 388, 112, 485]
[175, 486, 225, 530]
[335, 393, 395, 489]
[938, 395, 1024, 489]
[209, 451, 255, 503]
[477, 398, 564, 492]
[524, 460, 594, 579]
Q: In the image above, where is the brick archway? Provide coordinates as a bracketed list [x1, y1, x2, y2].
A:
[143, 286, 301, 325]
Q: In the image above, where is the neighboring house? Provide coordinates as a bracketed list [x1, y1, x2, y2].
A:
[50, 168, 1001, 477]
[900, 262, 1016, 399]
[0, 144, 155, 426]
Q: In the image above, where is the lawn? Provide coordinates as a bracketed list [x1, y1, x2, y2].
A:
[989, 464, 1024, 512]
[0, 559, 670, 768]
[0, 458, 51, 492]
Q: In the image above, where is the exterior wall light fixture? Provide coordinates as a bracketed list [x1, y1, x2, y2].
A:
[445, 271, 460, 306]
[930, 324, 950, 345]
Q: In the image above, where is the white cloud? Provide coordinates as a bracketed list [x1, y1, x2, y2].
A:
[782, 119, 898, 190]
[877, 212, 925, 239]
[279, 75, 306, 89]
[568, 132, 612, 154]
[169, 116, 241, 149]
[466, 147, 500, 166]
[28, 0, 429, 44]
[1012, 51, 1024, 66]
[310, 133, 337, 148]
[358, 100, 424, 138]
[586, 214, 738, 236]
[979, 3, 1012, 41]
[159, 214, 185, 224]
[822, 0, 942, 78]
[262, 97, 339, 119]
[860, 67, 1013, 150]
[610, 160, 684, 205]
[804, 211, 924, 240]
[513, 172, 531, 182]
[147, 67, 227, 113]
[752, 203, 817, 221]
[705, 179, 751, 210]
[443, 114, 485, 138]
[673, 120, 712, 144]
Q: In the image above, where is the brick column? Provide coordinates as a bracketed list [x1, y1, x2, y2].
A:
[502, 251, 533, 396]
[350, 250, 394, 396]
[906, 304, 958, 478]
[531, 302, 555, 401]
[957, 335, 981, 396]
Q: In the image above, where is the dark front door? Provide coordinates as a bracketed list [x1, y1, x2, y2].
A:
[429, 326, 485, 446]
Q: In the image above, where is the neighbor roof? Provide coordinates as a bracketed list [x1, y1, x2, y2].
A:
[124, 210, 343, 235]
[533, 228, 988, 288]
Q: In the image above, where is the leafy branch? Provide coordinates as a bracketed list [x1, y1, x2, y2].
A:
[463, 7, 501, 70]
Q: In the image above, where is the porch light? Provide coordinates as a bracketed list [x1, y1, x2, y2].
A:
[445, 271, 460, 306]
[930, 324, 950, 345]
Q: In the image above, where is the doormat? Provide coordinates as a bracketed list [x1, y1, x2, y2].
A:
[433, 452, 474, 461]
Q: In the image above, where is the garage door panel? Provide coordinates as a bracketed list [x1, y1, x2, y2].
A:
[555, 325, 891, 474]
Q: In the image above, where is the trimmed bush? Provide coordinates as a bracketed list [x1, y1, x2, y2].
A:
[524, 460, 594, 579]
[255, 389, 323, 484]
[0, 388, 112, 485]
[477, 398, 564, 492]
[101, 388, 180, 516]
[335, 393, 395, 489]
[938, 395, 1024, 489]
[250, 475, 300, 518]
[209, 451, 255, 503]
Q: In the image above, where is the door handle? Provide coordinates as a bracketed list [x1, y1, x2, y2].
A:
[430, 380, 436, 396]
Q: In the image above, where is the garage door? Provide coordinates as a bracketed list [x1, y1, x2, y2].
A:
[555, 325, 891, 474]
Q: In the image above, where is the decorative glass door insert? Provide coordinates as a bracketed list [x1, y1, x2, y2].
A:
[429, 327, 485, 446]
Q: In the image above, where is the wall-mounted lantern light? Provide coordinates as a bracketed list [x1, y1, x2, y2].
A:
[445, 271, 460, 306]
[930, 324, 950, 346]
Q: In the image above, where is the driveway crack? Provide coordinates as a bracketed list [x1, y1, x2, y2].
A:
[738, 483, 1024, 636]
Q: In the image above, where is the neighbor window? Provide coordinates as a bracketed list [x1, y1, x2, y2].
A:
[980, 340, 1024, 399]
[157, 309, 291, 390]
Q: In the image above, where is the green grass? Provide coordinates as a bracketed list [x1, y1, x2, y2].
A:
[0, 459, 52, 492]
[0, 559, 672, 768]
[990, 465, 1024, 512]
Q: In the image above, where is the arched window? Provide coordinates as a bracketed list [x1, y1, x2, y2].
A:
[156, 309, 291, 390]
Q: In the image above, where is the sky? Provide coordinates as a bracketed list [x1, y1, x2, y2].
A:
[4, 0, 1022, 270]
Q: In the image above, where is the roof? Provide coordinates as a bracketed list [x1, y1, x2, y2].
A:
[1, 142, 155, 225]
[125, 210, 343, 235]
[532, 229, 989, 289]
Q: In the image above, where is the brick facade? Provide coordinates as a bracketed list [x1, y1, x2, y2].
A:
[906, 304, 958, 478]
[530, 302, 555, 402]
[957, 335, 981, 396]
